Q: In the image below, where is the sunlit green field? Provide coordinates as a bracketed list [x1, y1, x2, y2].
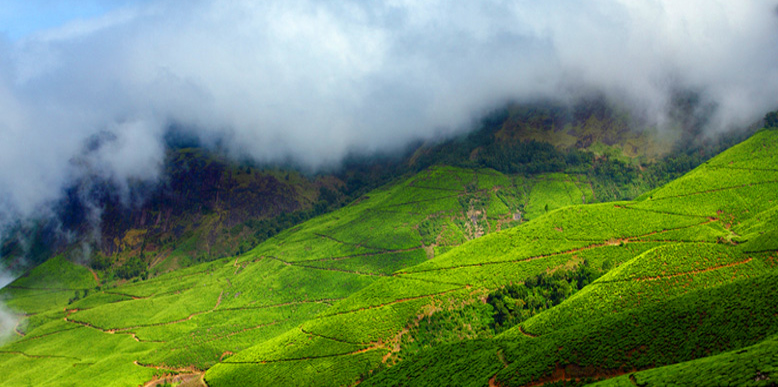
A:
[1, 129, 777, 387]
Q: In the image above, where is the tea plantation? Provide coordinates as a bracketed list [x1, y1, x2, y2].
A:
[1, 129, 777, 386]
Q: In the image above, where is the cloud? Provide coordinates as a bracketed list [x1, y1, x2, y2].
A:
[0, 269, 20, 345]
[0, 302, 18, 345]
[0, 0, 777, 230]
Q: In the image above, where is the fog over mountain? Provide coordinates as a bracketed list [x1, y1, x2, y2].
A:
[1, 0, 778, 238]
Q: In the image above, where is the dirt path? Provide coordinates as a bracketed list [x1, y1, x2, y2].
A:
[314, 233, 387, 252]
[217, 298, 345, 312]
[135, 361, 205, 387]
[618, 205, 712, 219]
[119, 269, 210, 290]
[396, 220, 715, 274]
[265, 256, 389, 277]
[518, 326, 538, 338]
[220, 347, 381, 365]
[371, 194, 462, 211]
[167, 320, 288, 351]
[213, 291, 224, 310]
[393, 273, 468, 287]
[219, 331, 385, 365]
[408, 184, 465, 192]
[103, 291, 147, 300]
[629, 257, 753, 282]
[65, 289, 223, 333]
[518, 366, 638, 387]
[99, 308, 207, 331]
[316, 287, 466, 318]
[88, 268, 102, 287]
[299, 327, 373, 346]
[13, 320, 25, 337]
[489, 348, 510, 386]
[293, 246, 424, 263]
[0, 350, 81, 361]
[13, 327, 83, 344]
[6, 285, 88, 292]
[646, 179, 778, 201]
[148, 250, 173, 270]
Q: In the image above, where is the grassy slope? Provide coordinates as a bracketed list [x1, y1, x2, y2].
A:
[0, 165, 543, 386]
[1, 129, 776, 386]
[359, 128, 778, 387]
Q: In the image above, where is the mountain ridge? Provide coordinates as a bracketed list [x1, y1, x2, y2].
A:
[0, 112, 774, 387]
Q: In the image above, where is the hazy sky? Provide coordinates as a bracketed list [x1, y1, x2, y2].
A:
[1, 0, 778, 233]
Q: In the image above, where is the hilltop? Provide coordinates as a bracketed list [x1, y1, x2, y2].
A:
[0, 106, 772, 387]
[2, 98, 751, 279]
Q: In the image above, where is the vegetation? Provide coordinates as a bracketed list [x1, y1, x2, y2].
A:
[0, 118, 775, 387]
[488, 262, 602, 333]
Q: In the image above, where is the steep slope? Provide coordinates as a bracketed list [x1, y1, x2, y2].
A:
[3, 98, 744, 279]
[0, 126, 774, 387]
[0, 165, 533, 386]
[356, 127, 778, 387]
[206, 126, 778, 387]
[589, 333, 778, 387]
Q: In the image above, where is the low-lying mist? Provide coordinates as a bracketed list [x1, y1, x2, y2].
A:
[1, 0, 778, 263]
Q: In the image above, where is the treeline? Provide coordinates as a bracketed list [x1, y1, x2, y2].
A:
[412, 102, 758, 202]
[10, 100, 763, 282]
[487, 262, 602, 333]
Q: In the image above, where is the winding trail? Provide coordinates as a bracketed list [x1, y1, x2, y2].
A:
[167, 320, 288, 351]
[292, 246, 424, 263]
[299, 327, 373, 346]
[13, 320, 25, 337]
[396, 220, 715, 274]
[0, 350, 81, 361]
[265, 256, 389, 277]
[217, 298, 344, 312]
[708, 165, 778, 172]
[13, 327, 83, 344]
[88, 268, 102, 287]
[314, 233, 387, 252]
[645, 178, 778, 201]
[135, 361, 205, 387]
[221, 347, 380, 365]
[371, 194, 462, 211]
[518, 326, 538, 338]
[629, 258, 753, 282]
[316, 287, 466, 318]
[64, 290, 225, 333]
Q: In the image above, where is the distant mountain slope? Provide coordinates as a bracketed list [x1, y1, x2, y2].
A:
[206, 127, 777, 386]
[0, 126, 772, 386]
[0, 164, 532, 385]
[2, 98, 751, 281]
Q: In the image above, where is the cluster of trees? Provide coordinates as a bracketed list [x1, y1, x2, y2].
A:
[766, 111, 778, 128]
[114, 255, 147, 280]
[487, 262, 602, 333]
[68, 288, 90, 304]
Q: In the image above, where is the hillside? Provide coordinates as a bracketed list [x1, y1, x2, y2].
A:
[0, 146, 409, 280]
[0, 125, 775, 386]
[2, 99, 747, 280]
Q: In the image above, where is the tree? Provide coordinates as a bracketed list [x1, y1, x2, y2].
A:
[765, 111, 778, 128]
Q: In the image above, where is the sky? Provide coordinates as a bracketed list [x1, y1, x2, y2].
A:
[1, 0, 778, 242]
[0, 0, 146, 40]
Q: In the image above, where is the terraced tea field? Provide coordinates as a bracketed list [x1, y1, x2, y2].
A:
[1, 129, 777, 386]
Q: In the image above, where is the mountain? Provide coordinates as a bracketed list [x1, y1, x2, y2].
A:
[1, 98, 748, 278]
[0, 110, 774, 387]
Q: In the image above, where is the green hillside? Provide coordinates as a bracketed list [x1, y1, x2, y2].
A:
[0, 127, 776, 387]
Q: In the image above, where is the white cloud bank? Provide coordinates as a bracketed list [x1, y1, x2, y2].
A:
[0, 0, 777, 227]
